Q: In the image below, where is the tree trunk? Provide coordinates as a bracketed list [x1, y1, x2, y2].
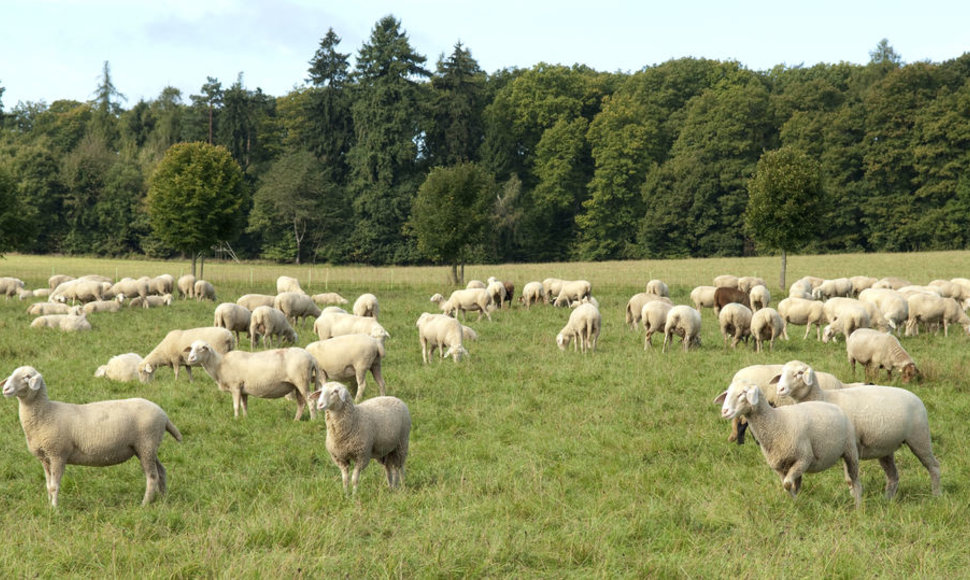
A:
[200, 254, 205, 280]
[191, 254, 198, 278]
[449, 263, 458, 286]
[779, 250, 787, 292]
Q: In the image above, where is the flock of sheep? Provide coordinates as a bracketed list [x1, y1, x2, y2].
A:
[0, 269, 964, 508]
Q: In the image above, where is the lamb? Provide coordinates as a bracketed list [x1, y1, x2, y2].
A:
[149, 274, 175, 296]
[311, 292, 349, 306]
[83, 299, 122, 314]
[138, 326, 236, 383]
[128, 294, 174, 309]
[352, 293, 380, 319]
[275, 291, 323, 326]
[812, 278, 853, 300]
[236, 293, 276, 311]
[777, 297, 826, 340]
[519, 281, 545, 308]
[556, 302, 601, 353]
[645, 279, 669, 297]
[313, 310, 390, 342]
[625, 292, 673, 330]
[177, 274, 196, 299]
[416, 312, 469, 363]
[737, 276, 766, 293]
[690, 285, 717, 310]
[905, 293, 946, 336]
[306, 334, 388, 401]
[858, 288, 908, 334]
[95, 353, 145, 383]
[184, 340, 319, 420]
[309, 381, 410, 495]
[30, 312, 92, 332]
[194, 279, 216, 302]
[641, 300, 673, 349]
[662, 305, 702, 353]
[712, 286, 750, 316]
[845, 328, 919, 383]
[750, 307, 784, 352]
[276, 275, 305, 295]
[249, 306, 298, 349]
[773, 360, 941, 498]
[713, 274, 739, 289]
[110, 277, 149, 302]
[0, 277, 26, 298]
[213, 302, 252, 343]
[553, 280, 592, 307]
[714, 382, 862, 508]
[28, 302, 80, 316]
[718, 302, 753, 348]
[748, 284, 770, 312]
[1, 366, 182, 507]
[430, 288, 493, 321]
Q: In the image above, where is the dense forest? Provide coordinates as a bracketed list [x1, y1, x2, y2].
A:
[1, 16, 969, 266]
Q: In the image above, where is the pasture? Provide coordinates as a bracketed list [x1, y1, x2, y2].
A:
[1, 251, 969, 577]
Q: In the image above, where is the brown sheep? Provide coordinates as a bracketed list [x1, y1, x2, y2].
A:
[713, 287, 750, 316]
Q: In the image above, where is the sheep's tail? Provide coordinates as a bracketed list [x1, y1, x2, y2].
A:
[166, 419, 183, 442]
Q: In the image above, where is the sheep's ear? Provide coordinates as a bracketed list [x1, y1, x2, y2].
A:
[804, 367, 815, 385]
[27, 372, 44, 391]
[768, 374, 781, 385]
[743, 387, 759, 405]
[713, 391, 727, 405]
[182, 346, 192, 356]
[339, 387, 352, 404]
[308, 390, 322, 402]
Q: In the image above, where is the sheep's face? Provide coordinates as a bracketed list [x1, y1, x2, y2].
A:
[2, 366, 44, 398]
[137, 363, 156, 383]
[185, 341, 212, 366]
[556, 332, 570, 350]
[774, 361, 814, 398]
[902, 363, 920, 384]
[714, 383, 758, 420]
[315, 382, 351, 411]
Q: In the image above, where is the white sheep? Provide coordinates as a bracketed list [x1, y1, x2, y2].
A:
[95, 353, 145, 383]
[416, 312, 469, 363]
[519, 281, 545, 308]
[236, 293, 276, 311]
[48, 274, 74, 290]
[485, 279, 507, 308]
[27, 302, 80, 316]
[718, 302, 752, 349]
[184, 340, 319, 420]
[773, 360, 941, 498]
[714, 382, 862, 508]
[1, 366, 182, 507]
[276, 275, 305, 295]
[812, 278, 853, 300]
[645, 279, 669, 297]
[274, 291, 323, 326]
[625, 292, 673, 330]
[128, 294, 174, 309]
[0, 277, 26, 298]
[690, 285, 717, 310]
[872, 276, 912, 290]
[313, 310, 390, 342]
[110, 277, 149, 302]
[713, 274, 739, 288]
[556, 302, 601, 353]
[194, 279, 216, 302]
[138, 326, 236, 383]
[149, 274, 175, 296]
[777, 297, 826, 340]
[821, 298, 871, 343]
[466, 279, 486, 289]
[306, 334, 388, 401]
[177, 274, 196, 299]
[553, 280, 592, 307]
[787, 278, 814, 300]
[641, 300, 673, 349]
[845, 328, 919, 383]
[941, 297, 970, 335]
[748, 284, 771, 312]
[213, 302, 252, 343]
[541, 278, 564, 303]
[905, 293, 946, 336]
[249, 306, 298, 349]
[51, 279, 108, 304]
[430, 288, 493, 321]
[17, 288, 51, 300]
[83, 299, 122, 314]
[311, 292, 349, 306]
[352, 293, 380, 319]
[30, 312, 92, 332]
[750, 307, 784, 352]
[309, 381, 410, 494]
[737, 276, 766, 293]
[662, 305, 702, 353]
[849, 276, 878, 296]
[858, 288, 908, 334]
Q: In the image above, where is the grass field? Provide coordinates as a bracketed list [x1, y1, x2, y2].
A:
[0, 251, 969, 577]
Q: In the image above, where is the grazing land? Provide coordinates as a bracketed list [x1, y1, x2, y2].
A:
[0, 251, 969, 577]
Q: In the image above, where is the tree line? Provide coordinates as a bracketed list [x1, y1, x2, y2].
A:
[1, 21, 969, 268]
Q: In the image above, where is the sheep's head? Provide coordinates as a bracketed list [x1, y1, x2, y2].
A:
[821, 324, 839, 343]
[714, 382, 760, 420]
[184, 340, 212, 366]
[772, 360, 816, 399]
[137, 362, 155, 383]
[2, 366, 46, 398]
[556, 331, 572, 351]
[901, 363, 920, 384]
[311, 381, 352, 412]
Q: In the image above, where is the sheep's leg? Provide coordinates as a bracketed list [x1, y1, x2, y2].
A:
[138, 452, 160, 505]
[47, 458, 66, 507]
[351, 460, 367, 495]
[877, 454, 899, 499]
[905, 438, 942, 496]
[231, 389, 243, 418]
[156, 459, 168, 495]
[420, 338, 429, 364]
[842, 453, 862, 508]
[354, 370, 367, 402]
[371, 364, 386, 397]
[782, 459, 811, 497]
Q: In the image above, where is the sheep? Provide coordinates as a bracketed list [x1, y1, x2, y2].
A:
[645, 279, 669, 297]
[276, 275, 305, 295]
[194, 279, 216, 302]
[821, 298, 871, 343]
[750, 307, 784, 352]
[352, 293, 380, 319]
[128, 294, 174, 309]
[773, 360, 941, 498]
[858, 288, 909, 334]
[872, 276, 912, 290]
[431, 288, 493, 321]
[311, 292, 349, 306]
[777, 297, 826, 340]
[690, 285, 717, 310]
[17, 288, 51, 300]
[306, 334, 388, 401]
[713, 274, 739, 289]
[0, 277, 26, 298]
[748, 284, 770, 312]
[236, 293, 276, 311]
[95, 353, 145, 383]
[51, 279, 108, 304]
[553, 280, 592, 307]
[275, 291, 323, 326]
[309, 381, 411, 495]
[519, 281, 546, 308]
[83, 299, 122, 314]
[110, 277, 150, 302]
[416, 312, 469, 363]
[941, 297, 970, 335]
[184, 340, 319, 420]
[213, 303, 252, 343]
[485, 279, 508, 309]
[849, 276, 878, 296]
[641, 300, 673, 349]
[177, 274, 196, 299]
[713, 286, 750, 316]
[48, 274, 74, 290]
[250, 306, 298, 349]
[905, 293, 947, 336]
[149, 274, 175, 296]
[30, 312, 92, 332]
[662, 305, 702, 353]
[466, 279, 486, 289]
[737, 276, 766, 293]
[556, 302, 601, 353]
[625, 292, 673, 330]
[812, 278, 853, 300]
[787, 278, 814, 300]
[1, 366, 182, 507]
[713, 382, 862, 508]
[718, 303, 753, 349]
[138, 326, 235, 383]
[27, 302, 80, 316]
[845, 328, 919, 383]
[502, 280, 515, 307]
[541, 278, 564, 303]
[313, 310, 390, 342]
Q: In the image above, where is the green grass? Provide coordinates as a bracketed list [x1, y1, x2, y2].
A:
[1, 251, 969, 576]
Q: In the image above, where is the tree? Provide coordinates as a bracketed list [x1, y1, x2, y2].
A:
[146, 142, 246, 275]
[744, 146, 826, 290]
[0, 164, 32, 255]
[425, 42, 487, 166]
[307, 28, 350, 88]
[189, 77, 223, 145]
[408, 163, 495, 284]
[90, 61, 126, 145]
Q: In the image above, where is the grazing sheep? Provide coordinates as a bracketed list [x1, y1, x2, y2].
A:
[213, 303, 252, 343]
[718, 303, 753, 349]
[276, 275, 305, 295]
[812, 278, 853, 300]
[787, 278, 814, 300]
[556, 302, 601, 353]
[149, 274, 175, 296]
[250, 306, 298, 349]
[773, 360, 941, 498]
[714, 382, 862, 508]
[501, 280, 515, 307]
[430, 288, 493, 321]
[905, 293, 946, 336]
[645, 279, 669, 297]
[311, 292, 349, 306]
[416, 312, 469, 363]
[236, 293, 276, 311]
[138, 326, 236, 383]
[184, 341, 319, 420]
[821, 299, 871, 343]
[872, 276, 912, 290]
[849, 276, 878, 296]
[713, 287, 750, 316]
[128, 294, 174, 309]
[48, 274, 74, 290]
[95, 353, 145, 383]
[83, 299, 122, 314]
[28, 302, 80, 316]
[1, 366, 182, 507]
[748, 284, 771, 312]
[194, 280, 216, 302]
[51, 279, 108, 304]
[777, 297, 826, 340]
[845, 328, 919, 383]
[466, 279, 487, 289]
[313, 310, 390, 342]
[309, 381, 411, 494]
[110, 277, 150, 302]
[519, 281, 545, 308]
[641, 300, 673, 349]
[713, 274, 739, 289]
[485, 279, 508, 309]
[275, 291, 323, 326]
[177, 274, 196, 299]
[941, 297, 970, 335]
[662, 305, 702, 353]
[625, 292, 673, 330]
[858, 288, 908, 335]
[750, 307, 784, 352]
[0, 277, 26, 298]
[352, 293, 380, 319]
[306, 334, 388, 401]
[542, 278, 564, 303]
[690, 285, 717, 310]
[737, 276, 767, 293]
[30, 313, 92, 332]
[553, 280, 592, 307]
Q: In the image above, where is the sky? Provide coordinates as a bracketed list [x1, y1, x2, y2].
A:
[2, 0, 968, 108]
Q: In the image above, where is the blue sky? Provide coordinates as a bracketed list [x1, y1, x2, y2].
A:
[2, 0, 968, 108]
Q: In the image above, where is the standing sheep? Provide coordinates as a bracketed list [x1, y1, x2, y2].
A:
[236, 293, 276, 311]
[309, 382, 411, 495]
[556, 302, 601, 353]
[416, 312, 469, 363]
[748, 284, 771, 312]
[662, 305, 702, 353]
[845, 328, 919, 383]
[519, 281, 545, 308]
[276, 275, 305, 295]
[250, 306, 298, 349]
[0, 277, 26, 298]
[713, 274, 739, 289]
[177, 274, 196, 299]
[430, 288, 493, 322]
[1, 366, 182, 507]
[713, 287, 750, 316]
[149, 274, 175, 296]
[553, 280, 592, 307]
[314, 310, 390, 342]
[213, 303, 252, 343]
[110, 277, 150, 302]
[274, 292, 323, 326]
[858, 288, 908, 335]
[306, 334, 388, 401]
[352, 293, 380, 319]
[777, 297, 826, 340]
[690, 285, 717, 310]
[194, 279, 216, 302]
[138, 326, 236, 383]
[641, 300, 673, 349]
[645, 279, 669, 297]
[719, 303, 753, 349]
[626, 292, 673, 330]
[737, 276, 767, 293]
[750, 307, 784, 352]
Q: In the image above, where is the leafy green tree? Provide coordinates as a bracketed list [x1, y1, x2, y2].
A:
[425, 42, 487, 166]
[146, 142, 246, 275]
[530, 117, 590, 260]
[408, 162, 495, 284]
[303, 28, 354, 178]
[60, 133, 116, 253]
[0, 164, 31, 255]
[188, 77, 223, 145]
[90, 61, 126, 146]
[6, 142, 65, 252]
[744, 146, 826, 290]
